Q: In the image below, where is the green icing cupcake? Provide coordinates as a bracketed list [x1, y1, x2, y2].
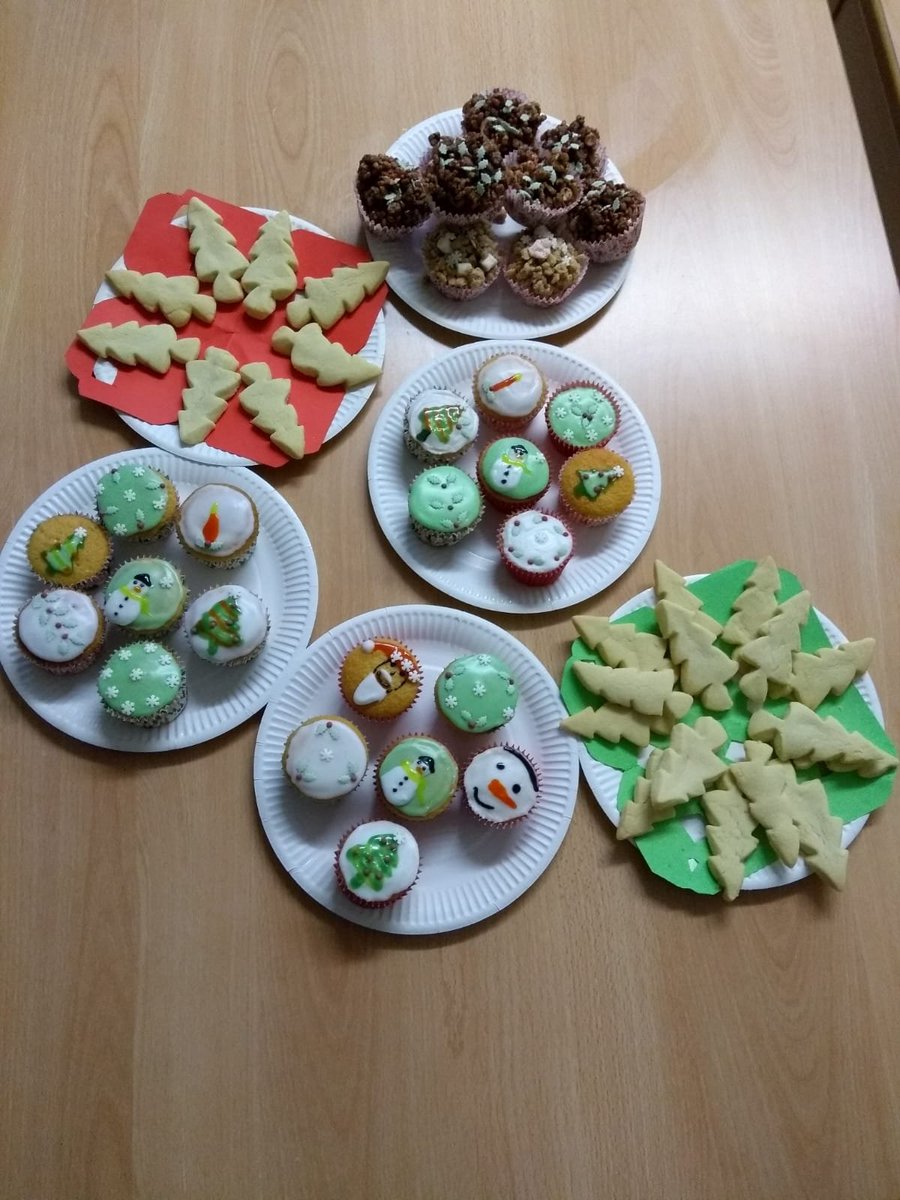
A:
[408, 465, 484, 546]
[477, 436, 550, 512]
[545, 383, 620, 453]
[103, 558, 187, 635]
[377, 735, 459, 820]
[97, 641, 187, 726]
[95, 463, 178, 541]
[434, 653, 519, 733]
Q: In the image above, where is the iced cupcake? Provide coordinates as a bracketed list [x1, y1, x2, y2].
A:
[565, 178, 646, 263]
[497, 509, 574, 586]
[95, 462, 179, 542]
[408, 465, 484, 547]
[376, 734, 459, 821]
[97, 641, 187, 727]
[354, 153, 431, 240]
[334, 820, 420, 908]
[26, 513, 112, 591]
[422, 132, 506, 225]
[282, 716, 369, 802]
[183, 585, 268, 666]
[503, 226, 588, 307]
[422, 222, 501, 301]
[403, 388, 479, 465]
[558, 447, 635, 525]
[545, 382, 621, 454]
[477, 437, 550, 512]
[16, 588, 106, 675]
[462, 745, 541, 827]
[176, 482, 259, 569]
[538, 115, 607, 180]
[461, 88, 545, 155]
[103, 557, 188, 637]
[472, 352, 547, 431]
[434, 653, 519, 734]
[504, 150, 583, 228]
[339, 637, 423, 720]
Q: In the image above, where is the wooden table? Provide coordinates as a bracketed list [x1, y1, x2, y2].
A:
[2, 3, 899, 1198]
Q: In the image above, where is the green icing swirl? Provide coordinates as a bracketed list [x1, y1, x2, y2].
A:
[548, 387, 617, 447]
[96, 464, 171, 537]
[479, 438, 549, 500]
[435, 653, 519, 732]
[408, 466, 482, 533]
[98, 642, 183, 717]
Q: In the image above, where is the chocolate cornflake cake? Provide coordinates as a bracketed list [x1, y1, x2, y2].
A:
[461, 88, 545, 154]
[539, 115, 607, 180]
[422, 132, 506, 223]
[505, 149, 583, 226]
[565, 179, 646, 262]
[355, 153, 431, 238]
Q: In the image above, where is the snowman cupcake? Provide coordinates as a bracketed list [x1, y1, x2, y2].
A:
[476, 436, 550, 513]
[102, 557, 188, 637]
[376, 734, 459, 822]
[462, 745, 541, 827]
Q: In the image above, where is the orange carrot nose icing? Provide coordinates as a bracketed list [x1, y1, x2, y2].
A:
[202, 502, 220, 545]
[488, 372, 523, 393]
[488, 778, 517, 808]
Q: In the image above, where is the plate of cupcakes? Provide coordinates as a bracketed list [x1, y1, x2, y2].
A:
[253, 603, 579, 934]
[0, 448, 318, 751]
[367, 339, 661, 614]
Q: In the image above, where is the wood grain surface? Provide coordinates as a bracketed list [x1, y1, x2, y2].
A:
[1, 2, 899, 1198]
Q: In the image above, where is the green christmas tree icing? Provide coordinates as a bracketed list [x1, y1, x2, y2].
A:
[347, 833, 400, 891]
[43, 527, 87, 573]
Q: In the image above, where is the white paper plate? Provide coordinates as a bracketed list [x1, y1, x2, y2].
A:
[0, 448, 318, 751]
[253, 604, 578, 934]
[86, 208, 385, 467]
[577, 578, 880, 892]
[367, 340, 661, 614]
[365, 109, 634, 339]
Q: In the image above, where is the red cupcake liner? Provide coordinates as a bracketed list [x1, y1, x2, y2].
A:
[496, 508, 575, 586]
[461, 743, 542, 828]
[334, 821, 421, 909]
[544, 379, 622, 455]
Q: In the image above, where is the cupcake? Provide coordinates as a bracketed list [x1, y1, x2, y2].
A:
[503, 226, 588, 307]
[334, 820, 420, 908]
[422, 222, 501, 301]
[103, 558, 188, 637]
[461, 88, 545, 155]
[473, 352, 547, 431]
[462, 745, 541, 827]
[176, 482, 259, 569]
[565, 178, 646, 262]
[183, 585, 268, 666]
[408, 465, 484, 547]
[434, 653, 519, 734]
[477, 437, 550, 512]
[538, 115, 607, 180]
[545, 382, 621, 454]
[422, 132, 506, 225]
[97, 641, 187, 727]
[26, 514, 112, 591]
[16, 588, 106, 675]
[558, 447, 635, 525]
[376, 734, 458, 821]
[354, 153, 431, 240]
[498, 509, 574, 586]
[339, 637, 423, 720]
[95, 462, 178, 542]
[282, 715, 369, 801]
[403, 388, 479, 465]
[504, 150, 583, 228]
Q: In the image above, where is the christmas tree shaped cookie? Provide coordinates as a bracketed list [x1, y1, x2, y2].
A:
[178, 347, 241, 446]
[271, 323, 381, 388]
[286, 260, 390, 331]
[77, 321, 200, 374]
[729, 742, 799, 864]
[571, 614, 668, 671]
[748, 702, 898, 778]
[238, 362, 305, 459]
[654, 560, 721, 637]
[648, 716, 728, 810]
[106, 268, 216, 327]
[617, 750, 666, 839]
[734, 590, 811, 710]
[786, 639, 875, 709]
[656, 599, 737, 711]
[560, 692, 692, 749]
[186, 197, 249, 303]
[241, 210, 299, 319]
[720, 556, 780, 647]
[700, 772, 759, 901]
[571, 663, 689, 717]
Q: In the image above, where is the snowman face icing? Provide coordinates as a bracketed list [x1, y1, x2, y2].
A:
[463, 747, 540, 824]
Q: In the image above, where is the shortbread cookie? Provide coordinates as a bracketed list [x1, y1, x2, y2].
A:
[748, 702, 898, 778]
[735, 591, 811, 710]
[720, 556, 780, 647]
[77, 321, 200, 374]
[186, 196, 250, 303]
[571, 614, 668, 671]
[271, 322, 381, 388]
[653, 561, 721, 636]
[286, 260, 389, 330]
[617, 751, 665, 839]
[700, 772, 759, 901]
[648, 716, 728, 810]
[729, 742, 799, 864]
[238, 362, 305, 459]
[656, 599, 737, 711]
[106, 268, 216, 327]
[560, 692, 692, 748]
[178, 347, 241, 446]
[786, 639, 875, 709]
[571, 662, 688, 717]
[241, 210, 298, 319]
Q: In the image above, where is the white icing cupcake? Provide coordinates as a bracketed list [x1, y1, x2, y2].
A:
[462, 745, 541, 827]
[16, 588, 106, 674]
[497, 508, 575, 586]
[403, 388, 479, 464]
[334, 819, 420, 907]
[282, 715, 368, 801]
[176, 483, 259, 569]
[472, 353, 547, 431]
[184, 585, 269, 666]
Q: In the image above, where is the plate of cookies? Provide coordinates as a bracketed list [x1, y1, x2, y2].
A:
[358, 97, 644, 340]
[559, 559, 897, 899]
[253, 603, 579, 934]
[0, 448, 318, 751]
[367, 339, 660, 614]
